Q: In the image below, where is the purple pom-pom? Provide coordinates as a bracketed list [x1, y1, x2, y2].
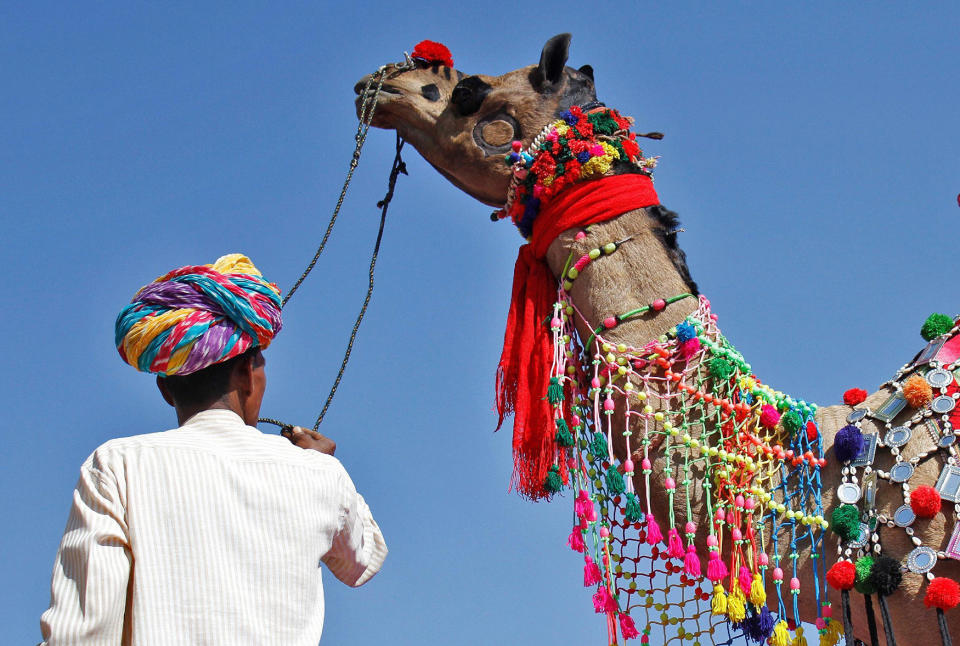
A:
[834, 424, 864, 463]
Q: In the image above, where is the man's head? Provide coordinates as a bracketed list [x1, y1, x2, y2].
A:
[115, 253, 282, 424]
[157, 347, 266, 425]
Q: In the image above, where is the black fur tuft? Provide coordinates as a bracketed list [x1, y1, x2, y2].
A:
[868, 556, 903, 596]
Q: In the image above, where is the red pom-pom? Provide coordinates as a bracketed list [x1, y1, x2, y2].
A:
[826, 560, 856, 591]
[806, 420, 819, 442]
[925, 577, 960, 610]
[843, 388, 868, 406]
[911, 485, 942, 518]
[411, 40, 453, 68]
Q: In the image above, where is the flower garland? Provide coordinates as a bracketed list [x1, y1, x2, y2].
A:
[493, 106, 658, 238]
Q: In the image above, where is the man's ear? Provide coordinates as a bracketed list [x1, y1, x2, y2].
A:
[156, 376, 176, 407]
[234, 352, 255, 395]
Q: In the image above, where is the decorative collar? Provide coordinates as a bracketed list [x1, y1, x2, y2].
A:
[493, 106, 659, 238]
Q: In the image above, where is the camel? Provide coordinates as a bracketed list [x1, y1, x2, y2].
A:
[355, 35, 960, 645]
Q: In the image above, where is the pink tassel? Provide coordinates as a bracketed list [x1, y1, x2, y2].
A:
[707, 550, 728, 581]
[667, 528, 684, 559]
[619, 613, 640, 640]
[568, 526, 585, 553]
[738, 565, 752, 595]
[646, 514, 663, 545]
[584, 554, 602, 586]
[683, 544, 702, 577]
[575, 490, 591, 517]
[592, 586, 616, 613]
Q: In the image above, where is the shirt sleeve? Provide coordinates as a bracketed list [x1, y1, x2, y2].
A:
[40, 460, 132, 645]
[320, 466, 388, 587]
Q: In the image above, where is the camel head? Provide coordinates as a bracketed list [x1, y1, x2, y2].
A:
[355, 34, 598, 207]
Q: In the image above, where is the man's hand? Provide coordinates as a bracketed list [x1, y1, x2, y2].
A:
[281, 426, 336, 456]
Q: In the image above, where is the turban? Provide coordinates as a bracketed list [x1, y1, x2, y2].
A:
[115, 253, 283, 376]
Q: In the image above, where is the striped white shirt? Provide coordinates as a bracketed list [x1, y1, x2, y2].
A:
[40, 409, 387, 645]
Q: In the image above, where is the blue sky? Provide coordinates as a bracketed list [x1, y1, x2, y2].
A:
[2, 2, 958, 644]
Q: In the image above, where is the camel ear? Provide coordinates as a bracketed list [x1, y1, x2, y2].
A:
[578, 64, 594, 81]
[534, 33, 571, 89]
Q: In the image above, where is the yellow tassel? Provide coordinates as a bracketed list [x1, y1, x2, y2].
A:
[770, 620, 790, 646]
[819, 620, 842, 646]
[749, 572, 766, 607]
[791, 625, 807, 646]
[727, 586, 746, 623]
[711, 583, 727, 616]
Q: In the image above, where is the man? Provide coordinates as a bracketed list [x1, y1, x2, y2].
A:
[40, 254, 387, 645]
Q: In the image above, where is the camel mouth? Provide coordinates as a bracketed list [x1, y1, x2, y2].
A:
[353, 81, 402, 97]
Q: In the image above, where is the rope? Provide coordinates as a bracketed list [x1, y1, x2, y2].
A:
[258, 55, 413, 432]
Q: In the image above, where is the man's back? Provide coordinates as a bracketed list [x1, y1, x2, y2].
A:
[41, 409, 387, 645]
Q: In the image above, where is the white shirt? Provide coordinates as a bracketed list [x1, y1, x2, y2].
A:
[40, 409, 387, 645]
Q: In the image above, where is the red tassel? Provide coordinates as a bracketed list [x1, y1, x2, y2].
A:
[495, 245, 563, 500]
[707, 550, 728, 581]
[584, 554, 602, 586]
[568, 526, 586, 553]
[667, 528, 685, 559]
[619, 613, 640, 640]
[683, 544, 702, 577]
[646, 514, 663, 545]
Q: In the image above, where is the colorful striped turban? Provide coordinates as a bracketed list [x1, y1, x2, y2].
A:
[115, 253, 283, 376]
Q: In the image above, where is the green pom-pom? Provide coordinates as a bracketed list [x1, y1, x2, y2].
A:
[544, 465, 564, 493]
[605, 465, 626, 494]
[625, 492, 644, 522]
[708, 357, 734, 380]
[547, 377, 565, 404]
[554, 418, 574, 448]
[921, 313, 954, 341]
[830, 504, 860, 542]
[854, 555, 876, 595]
[591, 432, 608, 458]
[781, 410, 803, 435]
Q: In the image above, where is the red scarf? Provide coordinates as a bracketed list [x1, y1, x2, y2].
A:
[495, 173, 660, 499]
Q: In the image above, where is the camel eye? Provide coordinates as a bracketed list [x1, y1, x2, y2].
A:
[451, 76, 491, 116]
[472, 112, 521, 157]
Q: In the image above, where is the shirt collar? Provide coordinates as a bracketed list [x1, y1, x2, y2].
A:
[180, 408, 249, 429]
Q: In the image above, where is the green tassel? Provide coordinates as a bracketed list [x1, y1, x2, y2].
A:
[590, 432, 608, 458]
[830, 504, 860, 542]
[921, 313, 954, 341]
[708, 357, 734, 380]
[554, 418, 574, 448]
[625, 492, 644, 522]
[547, 377, 564, 404]
[544, 465, 564, 493]
[854, 555, 876, 595]
[782, 410, 803, 435]
[605, 465, 626, 494]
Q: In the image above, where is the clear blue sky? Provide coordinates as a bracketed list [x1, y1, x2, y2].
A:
[2, 2, 958, 644]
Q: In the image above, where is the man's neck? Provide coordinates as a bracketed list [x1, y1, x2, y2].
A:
[175, 398, 244, 426]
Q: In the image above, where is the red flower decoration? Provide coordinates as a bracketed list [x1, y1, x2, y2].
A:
[411, 40, 453, 68]
[842, 388, 868, 406]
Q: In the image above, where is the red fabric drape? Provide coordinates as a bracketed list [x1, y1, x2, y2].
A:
[495, 173, 660, 499]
